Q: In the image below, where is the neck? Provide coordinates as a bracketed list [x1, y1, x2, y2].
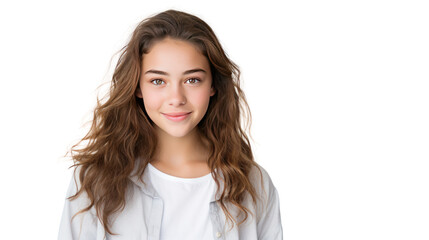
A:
[152, 127, 210, 167]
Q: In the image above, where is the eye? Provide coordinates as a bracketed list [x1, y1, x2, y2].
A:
[150, 79, 165, 85]
[185, 78, 201, 84]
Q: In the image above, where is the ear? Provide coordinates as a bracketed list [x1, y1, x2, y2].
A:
[135, 85, 143, 98]
[210, 87, 216, 97]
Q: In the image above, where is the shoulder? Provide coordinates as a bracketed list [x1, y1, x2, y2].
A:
[59, 165, 100, 239]
[248, 162, 276, 196]
[64, 165, 97, 215]
[66, 165, 84, 197]
[247, 162, 279, 219]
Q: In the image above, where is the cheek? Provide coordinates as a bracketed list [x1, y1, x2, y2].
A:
[192, 89, 212, 108]
[142, 89, 161, 111]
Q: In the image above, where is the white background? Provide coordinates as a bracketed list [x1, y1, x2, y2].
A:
[0, 0, 428, 239]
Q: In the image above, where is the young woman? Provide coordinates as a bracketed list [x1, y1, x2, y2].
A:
[58, 9, 283, 240]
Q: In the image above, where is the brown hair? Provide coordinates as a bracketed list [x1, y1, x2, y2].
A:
[67, 9, 263, 235]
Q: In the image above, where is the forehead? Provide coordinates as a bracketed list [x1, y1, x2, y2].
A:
[142, 38, 209, 71]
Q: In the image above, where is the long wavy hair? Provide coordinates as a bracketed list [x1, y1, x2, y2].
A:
[67, 9, 263, 235]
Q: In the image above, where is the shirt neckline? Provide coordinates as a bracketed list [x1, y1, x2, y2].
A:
[148, 162, 213, 183]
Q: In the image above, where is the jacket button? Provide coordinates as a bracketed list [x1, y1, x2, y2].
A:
[216, 232, 222, 238]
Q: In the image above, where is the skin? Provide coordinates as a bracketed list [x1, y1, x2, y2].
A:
[135, 37, 216, 178]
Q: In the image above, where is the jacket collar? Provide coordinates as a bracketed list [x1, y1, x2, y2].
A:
[128, 159, 225, 203]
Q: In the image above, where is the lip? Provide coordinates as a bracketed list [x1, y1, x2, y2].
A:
[162, 112, 192, 122]
[163, 112, 192, 117]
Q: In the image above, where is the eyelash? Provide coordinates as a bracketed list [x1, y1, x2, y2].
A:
[150, 78, 201, 86]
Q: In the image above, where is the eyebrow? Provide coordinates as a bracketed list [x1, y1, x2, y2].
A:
[144, 68, 206, 76]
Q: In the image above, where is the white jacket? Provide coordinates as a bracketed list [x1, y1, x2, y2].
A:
[58, 162, 283, 240]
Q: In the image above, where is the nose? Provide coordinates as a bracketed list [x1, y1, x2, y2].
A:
[168, 82, 187, 107]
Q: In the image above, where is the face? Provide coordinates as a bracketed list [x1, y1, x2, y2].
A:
[135, 37, 215, 138]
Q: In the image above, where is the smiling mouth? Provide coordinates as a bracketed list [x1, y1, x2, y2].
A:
[162, 112, 192, 117]
[162, 112, 192, 122]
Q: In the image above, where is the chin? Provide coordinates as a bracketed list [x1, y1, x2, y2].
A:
[159, 126, 194, 138]
[169, 131, 192, 139]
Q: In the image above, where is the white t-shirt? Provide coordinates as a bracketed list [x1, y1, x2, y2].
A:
[147, 163, 216, 240]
